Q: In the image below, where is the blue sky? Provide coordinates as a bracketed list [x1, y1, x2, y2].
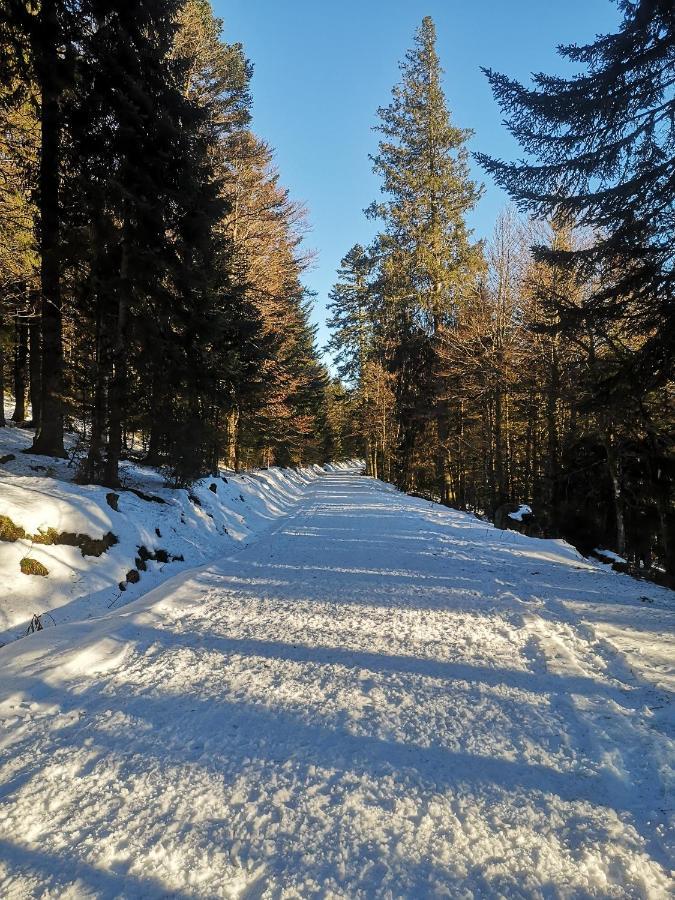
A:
[213, 0, 621, 356]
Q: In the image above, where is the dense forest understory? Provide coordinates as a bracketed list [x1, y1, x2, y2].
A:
[0, 0, 673, 580]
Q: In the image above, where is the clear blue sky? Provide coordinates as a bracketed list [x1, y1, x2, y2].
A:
[213, 0, 621, 357]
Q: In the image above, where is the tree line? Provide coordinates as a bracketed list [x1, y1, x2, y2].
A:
[0, 0, 338, 486]
[327, 5, 674, 579]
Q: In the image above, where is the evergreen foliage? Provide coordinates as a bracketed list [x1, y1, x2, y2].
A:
[327, 11, 673, 579]
[476, 0, 675, 392]
[0, 0, 331, 488]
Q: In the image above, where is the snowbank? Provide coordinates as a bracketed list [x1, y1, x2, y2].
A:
[0, 422, 345, 642]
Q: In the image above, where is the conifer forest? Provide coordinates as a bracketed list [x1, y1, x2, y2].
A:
[0, 3, 674, 895]
[1, 2, 672, 578]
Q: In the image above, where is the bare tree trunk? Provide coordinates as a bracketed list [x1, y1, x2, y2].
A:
[79, 296, 109, 483]
[11, 309, 28, 423]
[28, 307, 41, 428]
[605, 435, 626, 556]
[0, 341, 5, 426]
[436, 407, 452, 505]
[545, 341, 560, 479]
[493, 387, 506, 510]
[455, 400, 466, 508]
[225, 407, 239, 470]
[31, 0, 65, 457]
[655, 496, 674, 579]
[104, 228, 129, 487]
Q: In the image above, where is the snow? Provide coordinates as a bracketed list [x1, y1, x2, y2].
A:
[509, 503, 533, 522]
[0, 421, 341, 643]
[0, 463, 673, 897]
[595, 547, 628, 565]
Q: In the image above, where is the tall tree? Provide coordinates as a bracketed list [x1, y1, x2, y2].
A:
[0, 0, 75, 454]
[368, 16, 483, 494]
[477, 0, 675, 393]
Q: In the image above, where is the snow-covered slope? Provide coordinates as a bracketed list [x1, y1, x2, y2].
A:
[0, 422, 357, 643]
[0, 470, 672, 897]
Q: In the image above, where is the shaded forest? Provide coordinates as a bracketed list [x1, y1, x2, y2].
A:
[0, 0, 338, 487]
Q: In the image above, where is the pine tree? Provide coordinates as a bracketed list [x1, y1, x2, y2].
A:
[0, 21, 38, 430]
[72, 0, 224, 486]
[326, 244, 375, 386]
[326, 243, 386, 473]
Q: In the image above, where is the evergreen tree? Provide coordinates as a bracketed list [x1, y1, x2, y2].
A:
[326, 243, 375, 386]
[368, 16, 483, 494]
[0, 0, 80, 455]
[72, 0, 223, 486]
[477, 0, 675, 392]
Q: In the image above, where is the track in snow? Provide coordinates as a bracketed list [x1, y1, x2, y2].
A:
[0, 471, 672, 898]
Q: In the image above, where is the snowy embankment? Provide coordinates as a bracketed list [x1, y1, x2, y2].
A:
[0, 466, 672, 897]
[0, 421, 357, 644]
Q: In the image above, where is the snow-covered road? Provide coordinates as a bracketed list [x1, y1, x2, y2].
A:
[0, 471, 673, 898]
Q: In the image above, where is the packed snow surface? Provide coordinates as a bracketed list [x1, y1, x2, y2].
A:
[0, 470, 673, 898]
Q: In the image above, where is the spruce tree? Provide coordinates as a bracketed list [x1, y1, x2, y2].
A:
[368, 16, 482, 493]
[73, 0, 222, 486]
[0, 0, 78, 455]
[326, 244, 375, 386]
[477, 0, 675, 392]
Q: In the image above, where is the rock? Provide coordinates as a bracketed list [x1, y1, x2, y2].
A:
[0, 453, 16, 464]
[209, 483, 217, 493]
[129, 488, 165, 504]
[106, 492, 120, 511]
[126, 569, 140, 584]
[79, 531, 118, 557]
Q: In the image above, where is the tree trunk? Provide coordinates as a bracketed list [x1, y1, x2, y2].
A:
[0, 341, 5, 426]
[605, 436, 626, 556]
[79, 296, 109, 483]
[31, 0, 65, 457]
[655, 496, 674, 579]
[209, 407, 221, 476]
[455, 401, 466, 508]
[365, 435, 373, 476]
[11, 310, 28, 423]
[545, 342, 560, 479]
[493, 387, 506, 511]
[225, 407, 239, 470]
[28, 308, 41, 428]
[436, 406, 452, 505]
[104, 228, 129, 487]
